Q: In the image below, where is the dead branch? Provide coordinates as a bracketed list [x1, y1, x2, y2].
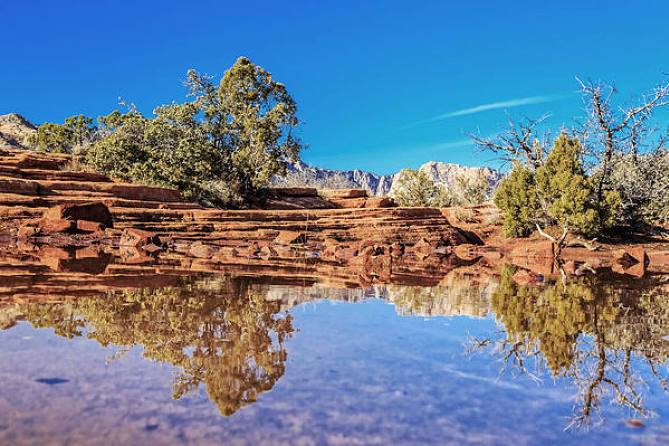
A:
[471, 115, 550, 169]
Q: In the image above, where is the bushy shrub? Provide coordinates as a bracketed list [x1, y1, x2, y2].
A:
[494, 134, 620, 237]
[29, 115, 96, 153]
[607, 150, 669, 226]
[494, 163, 539, 237]
[535, 134, 601, 236]
[392, 169, 453, 207]
[452, 170, 491, 206]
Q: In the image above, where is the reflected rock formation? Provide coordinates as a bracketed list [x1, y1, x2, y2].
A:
[15, 275, 294, 416]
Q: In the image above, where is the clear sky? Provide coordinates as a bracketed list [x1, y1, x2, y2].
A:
[2, 1, 668, 174]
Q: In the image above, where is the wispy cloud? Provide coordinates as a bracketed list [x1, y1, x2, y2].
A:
[407, 93, 568, 127]
[418, 139, 472, 152]
[380, 139, 473, 157]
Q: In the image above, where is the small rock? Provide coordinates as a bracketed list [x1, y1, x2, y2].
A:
[120, 228, 162, 248]
[625, 419, 645, 428]
[189, 242, 217, 258]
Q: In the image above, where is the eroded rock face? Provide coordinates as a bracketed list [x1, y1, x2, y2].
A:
[44, 203, 114, 229]
[2, 148, 667, 281]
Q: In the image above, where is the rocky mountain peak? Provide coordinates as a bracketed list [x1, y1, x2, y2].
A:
[0, 113, 37, 149]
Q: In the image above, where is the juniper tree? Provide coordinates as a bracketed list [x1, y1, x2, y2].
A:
[82, 57, 302, 206]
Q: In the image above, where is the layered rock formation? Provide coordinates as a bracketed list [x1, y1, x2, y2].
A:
[0, 148, 481, 293]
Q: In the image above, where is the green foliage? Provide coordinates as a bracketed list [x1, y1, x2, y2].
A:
[64, 115, 96, 146]
[185, 56, 301, 198]
[392, 169, 453, 207]
[494, 134, 621, 237]
[494, 163, 539, 237]
[81, 57, 302, 207]
[535, 134, 601, 236]
[29, 115, 96, 153]
[486, 267, 669, 424]
[17, 276, 294, 416]
[29, 123, 72, 153]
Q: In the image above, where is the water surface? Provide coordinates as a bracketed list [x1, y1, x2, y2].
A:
[1, 264, 669, 445]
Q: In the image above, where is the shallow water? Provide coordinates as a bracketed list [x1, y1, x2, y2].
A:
[1, 267, 669, 445]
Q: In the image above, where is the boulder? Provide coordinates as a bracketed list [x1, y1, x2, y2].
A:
[189, 242, 218, 258]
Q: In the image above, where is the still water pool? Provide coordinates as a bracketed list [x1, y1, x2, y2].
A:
[1, 271, 668, 445]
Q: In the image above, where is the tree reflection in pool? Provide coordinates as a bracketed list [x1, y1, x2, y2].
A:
[2, 267, 669, 436]
[12, 275, 294, 417]
[469, 266, 669, 428]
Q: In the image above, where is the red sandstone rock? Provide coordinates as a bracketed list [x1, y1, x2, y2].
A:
[454, 244, 479, 261]
[43, 202, 113, 228]
[213, 246, 240, 258]
[271, 187, 318, 197]
[39, 218, 76, 234]
[330, 197, 367, 208]
[562, 260, 577, 276]
[120, 228, 162, 248]
[612, 248, 647, 277]
[189, 242, 217, 258]
[364, 197, 395, 208]
[259, 245, 278, 260]
[15, 153, 68, 170]
[274, 230, 307, 245]
[142, 243, 164, 254]
[17, 225, 40, 239]
[411, 238, 435, 259]
[320, 189, 368, 199]
[389, 242, 404, 258]
[509, 240, 554, 259]
[76, 220, 105, 234]
[0, 178, 40, 195]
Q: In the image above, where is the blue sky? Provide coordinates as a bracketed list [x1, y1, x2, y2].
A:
[2, 1, 668, 174]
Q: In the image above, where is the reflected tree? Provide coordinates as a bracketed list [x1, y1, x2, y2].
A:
[15, 275, 294, 416]
[469, 266, 669, 428]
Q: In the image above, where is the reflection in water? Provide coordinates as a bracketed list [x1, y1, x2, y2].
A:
[16, 275, 294, 416]
[472, 265, 669, 428]
[3, 263, 669, 431]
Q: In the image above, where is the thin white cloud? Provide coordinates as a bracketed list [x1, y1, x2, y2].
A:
[407, 93, 568, 127]
[383, 139, 473, 157]
[419, 139, 472, 151]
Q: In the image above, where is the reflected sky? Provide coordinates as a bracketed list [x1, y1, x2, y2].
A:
[1, 272, 669, 445]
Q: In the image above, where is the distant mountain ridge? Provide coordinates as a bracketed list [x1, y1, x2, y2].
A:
[279, 159, 502, 197]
